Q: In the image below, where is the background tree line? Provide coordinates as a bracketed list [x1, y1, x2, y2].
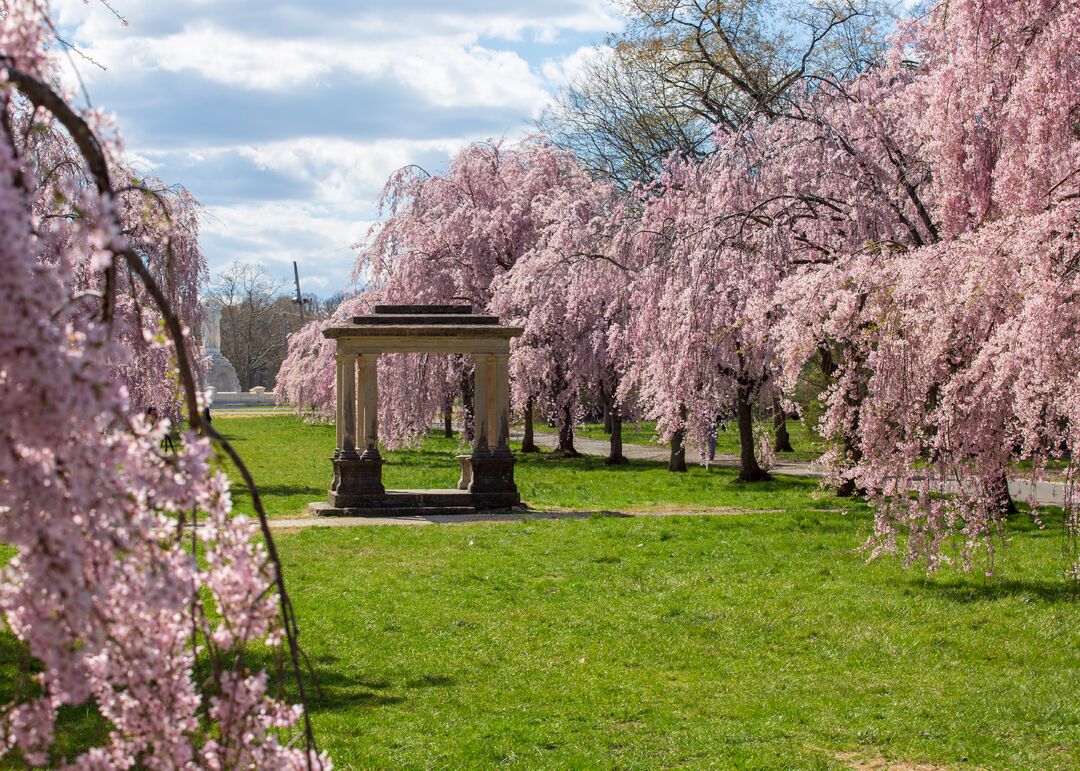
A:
[278, 0, 1080, 582]
[206, 262, 350, 390]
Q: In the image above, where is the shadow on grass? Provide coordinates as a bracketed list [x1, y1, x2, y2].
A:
[305, 668, 460, 713]
[309, 684, 405, 711]
[0, 631, 110, 765]
[250, 654, 464, 714]
[243, 650, 407, 712]
[232, 484, 325, 499]
[1005, 507, 1071, 535]
[913, 576, 1079, 604]
[521, 453, 649, 471]
[404, 673, 456, 689]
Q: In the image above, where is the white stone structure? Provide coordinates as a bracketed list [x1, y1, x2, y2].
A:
[314, 304, 523, 515]
[200, 298, 241, 393]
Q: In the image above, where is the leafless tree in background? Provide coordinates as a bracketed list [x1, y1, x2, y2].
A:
[209, 262, 287, 390]
[541, 0, 893, 187]
[315, 290, 351, 318]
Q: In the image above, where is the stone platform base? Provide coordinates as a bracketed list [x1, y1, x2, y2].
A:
[312, 488, 521, 517]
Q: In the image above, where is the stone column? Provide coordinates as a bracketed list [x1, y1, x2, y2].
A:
[361, 354, 380, 459]
[471, 354, 492, 455]
[467, 350, 517, 506]
[334, 354, 345, 456]
[339, 354, 358, 457]
[493, 353, 511, 455]
[355, 352, 366, 455]
[329, 351, 384, 506]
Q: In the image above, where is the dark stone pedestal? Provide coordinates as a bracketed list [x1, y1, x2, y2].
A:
[467, 452, 520, 508]
[329, 453, 385, 507]
[320, 451, 519, 516]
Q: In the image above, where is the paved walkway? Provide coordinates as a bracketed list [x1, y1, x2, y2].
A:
[522, 429, 1071, 508]
[212, 407, 293, 418]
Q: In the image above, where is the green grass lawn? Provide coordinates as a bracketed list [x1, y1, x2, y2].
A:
[215, 415, 834, 519]
[278, 512, 1079, 769]
[3, 414, 1078, 768]
[561, 417, 829, 462]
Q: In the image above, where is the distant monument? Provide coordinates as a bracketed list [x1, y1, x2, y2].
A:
[201, 298, 240, 394]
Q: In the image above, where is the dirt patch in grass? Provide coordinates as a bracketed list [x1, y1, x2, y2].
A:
[837, 751, 954, 770]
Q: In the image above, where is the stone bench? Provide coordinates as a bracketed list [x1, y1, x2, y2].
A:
[456, 455, 473, 490]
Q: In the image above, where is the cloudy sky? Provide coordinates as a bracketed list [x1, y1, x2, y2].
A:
[54, 0, 622, 295]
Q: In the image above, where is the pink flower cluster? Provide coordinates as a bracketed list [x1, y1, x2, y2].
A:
[1, 3, 328, 766]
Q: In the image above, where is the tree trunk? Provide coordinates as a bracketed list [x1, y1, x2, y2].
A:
[820, 344, 862, 497]
[992, 473, 1018, 515]
[736, 389, 770, 482]
[521, 397, 541, 453]
[668, 405, 687, 472]
[443, 396, 453, 438]
[773, 396, 793, 452]
[605, 402, 627, 465]
[602, 399, 613, 434]
[555, 401, 580, 457]
[836, 391, 868, 496]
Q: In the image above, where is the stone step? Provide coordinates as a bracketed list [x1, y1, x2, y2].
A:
[352, 313, 499, 326]
[309, 502, 480, 517]
[320, 488, 521, 515]
[382, 489, 475, 507]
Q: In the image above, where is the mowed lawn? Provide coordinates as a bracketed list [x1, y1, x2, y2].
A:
[214, 415, 833, 519]
[2, 415, 1076, 768]
[214, 415, 1079, 769]
[279, 515, 1079, 769]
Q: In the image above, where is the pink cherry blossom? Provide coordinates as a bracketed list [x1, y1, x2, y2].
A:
[0, 3, 328, 766]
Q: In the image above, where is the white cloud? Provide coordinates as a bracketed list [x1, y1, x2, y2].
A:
[65, 25, 554, 113]
[200, 200, 370, 286]
[394, 45, 550, 112]
[50, 0, 624, 292]
[236, 136, 469, 203]
[541, 44, 610, 87]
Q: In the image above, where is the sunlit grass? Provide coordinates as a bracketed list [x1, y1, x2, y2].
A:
[276, 508, 1079, 768]
[3, 414, 1076, 768]
[214, 415, 836, 519]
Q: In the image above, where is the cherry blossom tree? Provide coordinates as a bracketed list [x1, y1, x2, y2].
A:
[348, 137, 609, 449]
[775, 0, 1080, 577]
[0, 2, 327, 765]
[760, 68, 938, 494]
[487, 146, 633, 462]
[609, 140, 793, 481]
[12, 90, 207, 420]
[282, 137, 639, 460]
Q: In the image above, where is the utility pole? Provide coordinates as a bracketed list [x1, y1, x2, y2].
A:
[292, 260, 306, 325]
